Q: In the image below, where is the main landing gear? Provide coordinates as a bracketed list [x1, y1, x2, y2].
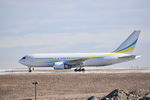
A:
[74, 64, 85, 72]
[74, 68, 85, 72]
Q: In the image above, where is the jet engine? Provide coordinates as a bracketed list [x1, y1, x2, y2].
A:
[53, 62, 72, 70]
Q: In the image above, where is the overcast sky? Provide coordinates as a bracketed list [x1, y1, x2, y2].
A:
[0, 0, 150, 69]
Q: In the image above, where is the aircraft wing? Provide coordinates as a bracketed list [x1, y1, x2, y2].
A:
[64, 57, 88, 66]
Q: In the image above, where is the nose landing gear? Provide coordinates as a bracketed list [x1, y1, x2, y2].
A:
[28, 67, 32, 72]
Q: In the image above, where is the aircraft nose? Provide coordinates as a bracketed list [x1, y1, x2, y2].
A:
[19, 58, 26, 65]
[19, 59, 23, 64]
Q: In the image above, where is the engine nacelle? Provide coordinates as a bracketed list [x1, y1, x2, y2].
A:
[53, 62, 71, 70]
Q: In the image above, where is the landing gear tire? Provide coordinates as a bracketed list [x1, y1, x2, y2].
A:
[74, 69, 78, 72]
[81, 68, 85, 71]
[78, 69, 81, 72]
[29, 70, 32, 72]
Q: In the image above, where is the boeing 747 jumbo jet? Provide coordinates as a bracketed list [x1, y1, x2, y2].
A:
[19, 30, 141, 72]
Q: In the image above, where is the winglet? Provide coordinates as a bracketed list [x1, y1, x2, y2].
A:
[113, 30, 141, 53]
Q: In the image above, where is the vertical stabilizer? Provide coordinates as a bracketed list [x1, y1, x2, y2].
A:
[113, 30, 141, 53]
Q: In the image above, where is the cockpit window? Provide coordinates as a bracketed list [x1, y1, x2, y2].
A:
[22, 57, 26, 59]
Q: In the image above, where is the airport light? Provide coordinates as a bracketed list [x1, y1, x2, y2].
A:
[32, 81, 38, 100]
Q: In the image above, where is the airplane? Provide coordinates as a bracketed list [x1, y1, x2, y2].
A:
[19, 30, 141, 72]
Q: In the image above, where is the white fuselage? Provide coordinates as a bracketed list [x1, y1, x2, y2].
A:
[19, 53, 137, 68]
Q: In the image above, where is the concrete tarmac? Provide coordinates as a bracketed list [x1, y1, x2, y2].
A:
[1, 68, 150, 75]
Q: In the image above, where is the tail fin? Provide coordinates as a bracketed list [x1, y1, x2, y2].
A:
[113, 30, 141, 53]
